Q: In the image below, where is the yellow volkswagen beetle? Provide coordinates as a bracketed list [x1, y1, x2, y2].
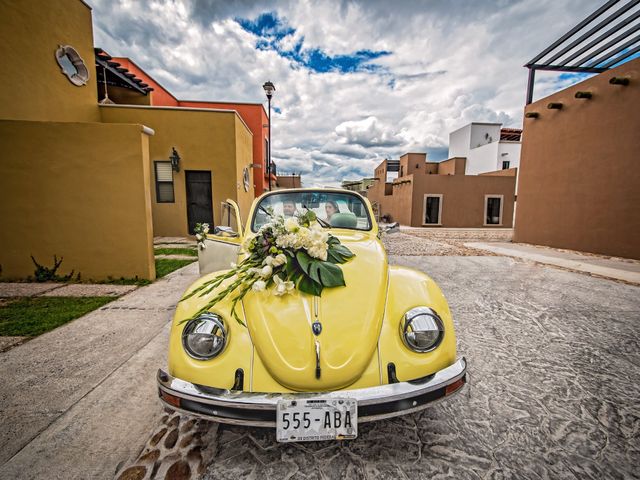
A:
[158, 188, 466, 442]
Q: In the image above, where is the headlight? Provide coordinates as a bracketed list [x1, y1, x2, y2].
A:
[182, 313, 227, 360]
[400, 307, 444, 352]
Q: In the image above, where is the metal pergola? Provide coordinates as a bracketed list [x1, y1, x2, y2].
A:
[525, 0, 640, 104]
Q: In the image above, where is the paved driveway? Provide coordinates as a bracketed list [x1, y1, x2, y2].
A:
[203, 256, 640, 479]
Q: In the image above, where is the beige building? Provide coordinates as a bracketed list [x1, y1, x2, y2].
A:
[0, 0, 254, 280]
[275, 174, 303, 189]
[514, 58, 640, 259]
[368, 153, 516, 227]
[341, 178, 376, 197]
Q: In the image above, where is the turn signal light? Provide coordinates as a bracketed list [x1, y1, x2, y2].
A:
[445, 377, 466, 396]
[159, 390, 181, 408]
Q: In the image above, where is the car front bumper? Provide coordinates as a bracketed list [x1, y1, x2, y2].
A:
[157, 357, 467, 427]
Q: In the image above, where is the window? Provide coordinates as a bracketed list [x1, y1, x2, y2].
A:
[54, 45, 89, 86]
[423, 194, 442, 225]
[485, 195, 503, 225]
[155, 161, 174, 203]
[502, 160, 510, 170]
[252, 191, 372, 232]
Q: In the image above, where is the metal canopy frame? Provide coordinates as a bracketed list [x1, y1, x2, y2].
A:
[94, 48, 153, 95]
[525, 0, 640, 104]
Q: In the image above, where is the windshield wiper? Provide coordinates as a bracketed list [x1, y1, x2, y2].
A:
[259, 205, 274, 218]
[302, 204, 331, 228]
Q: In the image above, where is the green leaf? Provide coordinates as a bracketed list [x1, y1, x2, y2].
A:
[316, 261, 346, 287]
[297, 250, 346, 288]
[296, 251, 314, 274]
[327, 244, 355, 264]
[297, 275, 323, 296]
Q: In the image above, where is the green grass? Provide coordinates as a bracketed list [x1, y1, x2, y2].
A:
[0, 297, 115, 337]
[154, 247, 198, 257]
[155, 258, 196, 278]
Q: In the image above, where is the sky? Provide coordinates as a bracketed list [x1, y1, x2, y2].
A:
[88, 0, 605, 186]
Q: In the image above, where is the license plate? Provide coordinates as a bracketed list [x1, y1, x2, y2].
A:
[276, 397, 358, 442]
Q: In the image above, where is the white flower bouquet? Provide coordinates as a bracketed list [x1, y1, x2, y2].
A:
[182, 211, 355, 325]
[193, 223, 210, 250]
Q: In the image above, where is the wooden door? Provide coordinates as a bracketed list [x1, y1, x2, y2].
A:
[185, 170, 213, 234]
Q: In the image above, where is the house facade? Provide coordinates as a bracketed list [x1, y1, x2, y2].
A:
[448, 123, 522, 175]
[368, 153, 516, 228]
[110, 57, 274, 195]
[514, 58, 640, 259]
[0, 0, 254, 280]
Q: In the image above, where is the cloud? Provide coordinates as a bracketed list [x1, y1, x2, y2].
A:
[87, 0, 604, 187]
[334, 116, 404, 148]
[237, 12, 391, 74]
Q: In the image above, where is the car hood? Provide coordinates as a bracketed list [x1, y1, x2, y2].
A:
[243, 231, 387, 391]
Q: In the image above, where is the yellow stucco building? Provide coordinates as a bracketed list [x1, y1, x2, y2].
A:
[0, 0, 255, 281]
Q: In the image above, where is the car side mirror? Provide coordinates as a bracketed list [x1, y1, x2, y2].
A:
[380, 222, 400, 235]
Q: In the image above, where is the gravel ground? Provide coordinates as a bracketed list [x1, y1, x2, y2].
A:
[381, 232, 495, 256]
[197, 255, 639, 480]
[123, 234, 639, 479]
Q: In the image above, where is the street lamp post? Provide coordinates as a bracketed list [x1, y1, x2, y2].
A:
[262, 81, 275, 191]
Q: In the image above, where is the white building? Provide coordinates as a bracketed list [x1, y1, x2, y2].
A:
[448, 122, 522, 175]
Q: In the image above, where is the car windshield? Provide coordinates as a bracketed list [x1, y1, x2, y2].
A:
[252, 191, 372, 232]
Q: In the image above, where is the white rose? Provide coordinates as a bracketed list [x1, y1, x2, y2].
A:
[307, 245, 328, 261]
[263, 256, 274, 266]
[252, 280, 266, 292]
[196, 234, 203, 241]
[261, 265, 273, 278]
[273, 275, 295, 296]
[284, 217, 299, 232]
[202, 224, 210, 233]
[272, 253, 287, 267]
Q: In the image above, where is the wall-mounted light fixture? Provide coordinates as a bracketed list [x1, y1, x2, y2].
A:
[170, 147, 181, 172]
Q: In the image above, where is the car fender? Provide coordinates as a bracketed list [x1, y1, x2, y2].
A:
[168, 270, 253, 390]
[378, 266, 457, 383]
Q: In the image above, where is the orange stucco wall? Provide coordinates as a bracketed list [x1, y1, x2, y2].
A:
[179, 101, 270, 195]
[514, 58, 640, 259]
[112, 58, 180, 107]
[110, 60, 270, 195]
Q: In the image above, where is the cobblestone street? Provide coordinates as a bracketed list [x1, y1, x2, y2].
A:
[195, 255, 639, 480]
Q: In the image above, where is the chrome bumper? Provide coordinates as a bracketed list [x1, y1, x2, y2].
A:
[157, 357, 467, 427]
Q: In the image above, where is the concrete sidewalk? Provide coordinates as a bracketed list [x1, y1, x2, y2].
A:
[0, 262, 199, 479]
[466, 242, 640, 284]
[0, 282, 138, 298]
